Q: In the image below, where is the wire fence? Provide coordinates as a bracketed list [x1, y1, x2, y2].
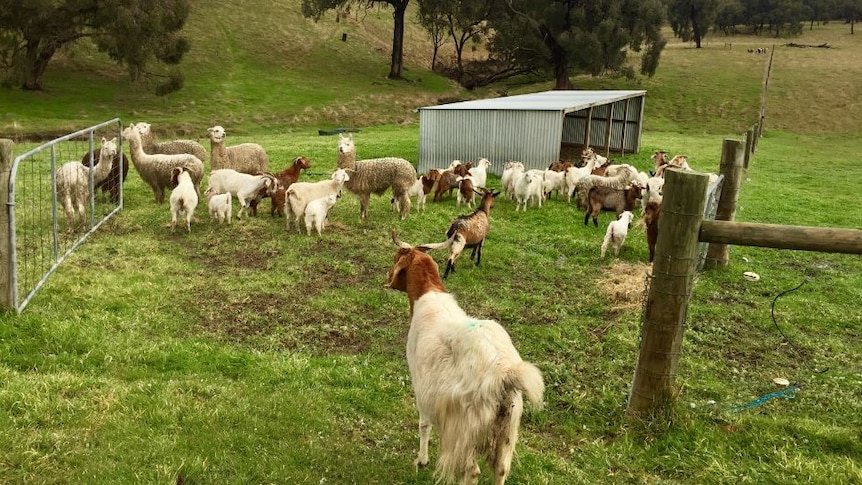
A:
[7, 119, 124, 313]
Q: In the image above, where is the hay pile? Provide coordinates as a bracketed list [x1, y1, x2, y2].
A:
[597, 261, 652, 311]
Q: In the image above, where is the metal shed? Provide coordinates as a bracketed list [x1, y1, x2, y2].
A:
[417, 90, 646, 175]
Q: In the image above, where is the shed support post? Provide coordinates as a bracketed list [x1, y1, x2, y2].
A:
[627, 169, 709, 417]
[620, 98, 631, 156]
[604, 102, 614, 156]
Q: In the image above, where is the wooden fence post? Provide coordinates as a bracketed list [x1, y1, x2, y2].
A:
[627, 169, 709, 417]
[0, 139, 13, 311]
[704, 139, 745, 268]
[744, 127, 754, 168]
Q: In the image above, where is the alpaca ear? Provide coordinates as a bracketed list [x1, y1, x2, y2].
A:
[101, 137, 107, 145]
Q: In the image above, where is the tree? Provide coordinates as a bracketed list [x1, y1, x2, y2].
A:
[801, 0, 836, 30]
[0, 0, 190, 92]
[417, 0, 497, 81]
[837, 0, 862, 33]
[715, 0, 745, 34]
[666, 0, 720, 48]
[416, 0, 449, 70]
[490, 0, 667, 90]
[302, 0, 410, 79]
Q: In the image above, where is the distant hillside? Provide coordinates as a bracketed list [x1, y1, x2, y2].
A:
[1, 3, 860, 138]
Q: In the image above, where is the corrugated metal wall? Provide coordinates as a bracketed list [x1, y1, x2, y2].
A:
[418, 110, 562, 175]
[418, 93, 644, 175]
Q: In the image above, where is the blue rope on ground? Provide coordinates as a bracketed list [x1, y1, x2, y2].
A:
[730, 385, 799, 413]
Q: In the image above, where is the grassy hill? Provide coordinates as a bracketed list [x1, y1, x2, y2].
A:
[1, 1, 861, 139]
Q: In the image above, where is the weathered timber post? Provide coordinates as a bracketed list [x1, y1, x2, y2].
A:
[704, 139, 745, 268]
[627, 169, 709, 417]
[700, 221, 862, 254]
[0, 139, 13, 311]
[744, 127, 755, 168]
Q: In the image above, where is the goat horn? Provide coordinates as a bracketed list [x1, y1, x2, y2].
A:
[391, 230, 412, 249]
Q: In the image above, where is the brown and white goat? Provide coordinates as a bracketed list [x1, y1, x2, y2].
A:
[584, 184, 643, 227]
[456, 176, 475, 209]
[385, 232, 544, 485]
[643, 201, 662, 263]
[432, 163, 472, 203]
[267, 156, 311, 217]
[424, 188, 500, 279]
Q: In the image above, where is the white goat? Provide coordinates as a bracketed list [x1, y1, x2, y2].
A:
[207, 169, 278, 220]
[643, 176, 665, 206]
[169, 167, 198, 233]
[542, 169, 566, 199]
[204, 187, 232, 225]
[601, 210, 634, 258]
[285, 169, 350, 233]
[304, 193, 339, 236]
[501, 160, 525, 201]
[386, 233, 544, 485]
[563, 157, 599, 203]
[468, 157, 491, 188]
[513, 170, 544, 211]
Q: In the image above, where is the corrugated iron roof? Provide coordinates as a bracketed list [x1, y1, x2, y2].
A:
[419, 90, 646, 114]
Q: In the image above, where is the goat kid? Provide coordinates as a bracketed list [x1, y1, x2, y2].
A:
[304, 193, 339, 236]
[169, 167, 198, 233]
[601, 210, 634, 258]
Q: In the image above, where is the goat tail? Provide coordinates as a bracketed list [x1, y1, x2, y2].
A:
[509, 360, 545, 409]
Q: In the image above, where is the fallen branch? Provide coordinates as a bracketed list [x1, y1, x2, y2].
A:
[784, 42, 832, 48]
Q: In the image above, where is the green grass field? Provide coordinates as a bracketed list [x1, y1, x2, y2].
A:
[1, 4, 861, 484]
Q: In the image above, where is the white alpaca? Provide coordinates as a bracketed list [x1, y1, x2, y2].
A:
[169, 167, 198, 233]
[56, 137, 117, 230]
[303, 193, 339, 235]
[601, 210, 634, 258]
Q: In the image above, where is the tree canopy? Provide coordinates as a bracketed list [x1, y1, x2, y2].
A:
[488, 0, 667, 90]
[0, 0, 190, 92]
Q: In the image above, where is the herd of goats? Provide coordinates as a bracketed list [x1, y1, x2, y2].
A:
[59, 122, 703, 484]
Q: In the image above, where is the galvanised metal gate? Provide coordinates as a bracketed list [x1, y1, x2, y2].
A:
[6, 119, 124, 313]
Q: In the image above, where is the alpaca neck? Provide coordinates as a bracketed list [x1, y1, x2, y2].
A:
[210, 140, 227, 164]
[127, 136, 148, 164]
[140, 132, 156, 153]
[337, 151, 356, 170]
[92, 150, 114, 183]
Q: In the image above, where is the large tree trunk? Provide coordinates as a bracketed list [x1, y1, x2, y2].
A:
[552, 55, 572, 90]
[22, 40, 58, 91]
[388, 0, 409, 79]
[691, 6, 703, 48]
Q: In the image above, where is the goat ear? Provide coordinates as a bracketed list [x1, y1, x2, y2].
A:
[384, 251, 411, 291]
